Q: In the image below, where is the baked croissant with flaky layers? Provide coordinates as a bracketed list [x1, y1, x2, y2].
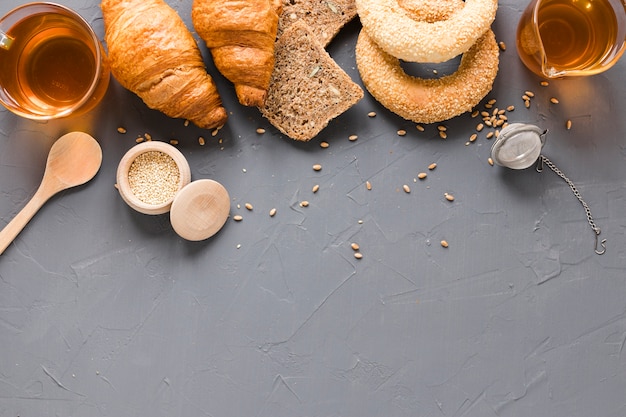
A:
[101, 0, 227, 129]
[191, 0, 282, 107]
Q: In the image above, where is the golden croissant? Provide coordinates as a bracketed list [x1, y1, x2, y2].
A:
[101, 0, 227, 129]
[192, 0, 282, 107]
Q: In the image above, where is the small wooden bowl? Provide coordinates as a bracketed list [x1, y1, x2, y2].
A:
[116, 141, 191, 215]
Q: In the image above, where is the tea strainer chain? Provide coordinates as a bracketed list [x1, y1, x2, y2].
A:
[491, 123, 606, 255]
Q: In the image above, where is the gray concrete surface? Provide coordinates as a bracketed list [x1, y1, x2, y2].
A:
[1, 1, 625, 416]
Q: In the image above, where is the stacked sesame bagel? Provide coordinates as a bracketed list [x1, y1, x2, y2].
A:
[355, 0, 500, 124]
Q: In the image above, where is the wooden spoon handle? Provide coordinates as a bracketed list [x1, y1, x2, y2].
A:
[0, 187, 51, 255]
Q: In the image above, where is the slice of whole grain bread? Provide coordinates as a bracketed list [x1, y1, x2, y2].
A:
[277, 0, 357, 47]
[260, 20, 363, 141]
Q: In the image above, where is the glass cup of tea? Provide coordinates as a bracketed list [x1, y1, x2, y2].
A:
[516, 0, 626, 78]
[0, 2, 110, 120]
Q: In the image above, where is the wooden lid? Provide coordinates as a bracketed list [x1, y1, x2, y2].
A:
[170, 179, 230, 241]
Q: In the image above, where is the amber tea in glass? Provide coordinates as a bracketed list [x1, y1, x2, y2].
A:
[0, 3, 110, 119]
[516, 0, 626, 78]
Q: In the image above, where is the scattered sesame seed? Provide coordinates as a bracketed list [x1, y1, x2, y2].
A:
[233, 215, 243, 222]
[498, 41, 506, 51]
[269, 208, 277, 217]
[416, 124, 425, 132]
[320, 141, 330, 148]
[440, 240, 449, 248]
[313, 164, 322, 171]
[397, 129, 407, 136]
[312, 184, 320, 193]
[256, 128, 266, 134]
[349, 134, 358, 141]
[403, 184, 411, 193]
[368, 111, 377, 117]
[550, 97, 559, 104]
[354, 252, 363, 259]
[245, 203, 253, 211]
[366, 181, 372, 190]
[300, 201, 309, 207]
[351, 242, 360, 251]
[428, 163, 437, 170]
[418, 172, 427, 179]
[117, 127, 127, 134]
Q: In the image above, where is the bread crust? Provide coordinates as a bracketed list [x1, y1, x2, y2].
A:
[356, 0, 498, 63]
[101, 0, 227, 129]
[356, 29, 499, 124]
[260, 21, 363, 141]
[277, 0, 358, 47]
[192, 0, 282, 107]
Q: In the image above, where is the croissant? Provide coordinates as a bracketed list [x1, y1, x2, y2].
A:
[191, 0, 282, 107]
[101, 0, 227, 129]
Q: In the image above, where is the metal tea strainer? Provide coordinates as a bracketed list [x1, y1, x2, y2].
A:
[490, 123, 606, 255]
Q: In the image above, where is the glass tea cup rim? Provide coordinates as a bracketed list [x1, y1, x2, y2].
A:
[0, 2, 105, 120]
[529, 0, 626, 78]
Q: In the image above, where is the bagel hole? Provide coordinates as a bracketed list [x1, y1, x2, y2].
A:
[400, 55, 462, 79]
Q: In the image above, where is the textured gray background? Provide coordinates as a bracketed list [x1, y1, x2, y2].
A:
[1, 1, 626, 416]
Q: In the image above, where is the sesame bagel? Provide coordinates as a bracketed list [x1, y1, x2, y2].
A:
[355, 29, 499, 123]
[396, 0, 463, 23]
[356, 0, 498, 63]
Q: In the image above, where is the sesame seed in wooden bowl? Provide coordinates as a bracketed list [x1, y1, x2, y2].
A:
[116, 141, 191, 215]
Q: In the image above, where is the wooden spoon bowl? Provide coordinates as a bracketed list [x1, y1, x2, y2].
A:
[0, 132, 102, 255]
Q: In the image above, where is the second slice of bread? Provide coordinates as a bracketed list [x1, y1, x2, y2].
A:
[277, 0, 357, 47]
[260, 20, 363, 141]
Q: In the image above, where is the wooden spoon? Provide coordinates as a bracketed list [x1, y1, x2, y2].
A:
[0, 132, 102, 255]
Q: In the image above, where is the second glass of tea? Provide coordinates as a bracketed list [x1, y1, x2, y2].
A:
[0, 2, 110, 120]
[516, 0, 626, 78]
